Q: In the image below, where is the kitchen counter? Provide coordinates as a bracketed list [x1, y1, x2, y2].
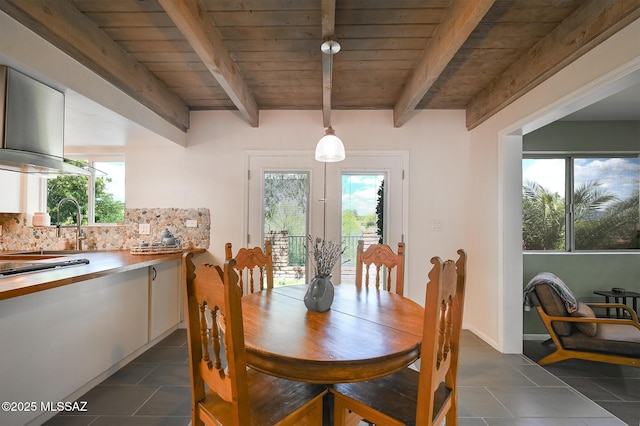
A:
[0, 249, 204, 301]
[0, 248, 205, 426]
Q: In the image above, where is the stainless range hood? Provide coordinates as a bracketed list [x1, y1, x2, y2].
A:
[0, 65, 90, 176]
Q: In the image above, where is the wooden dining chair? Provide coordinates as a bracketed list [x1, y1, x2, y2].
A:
[182, 252, 327, 426]
[225, 240, 274, 295]
[331, 249, 467, 426]
[355, 240, 405, 295]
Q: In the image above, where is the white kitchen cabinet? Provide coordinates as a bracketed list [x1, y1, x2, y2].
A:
[0, 267, 150, 426]
[0, 169, 22, 212]
[0, 170, 45, 213]
[149, 259, 181, 341]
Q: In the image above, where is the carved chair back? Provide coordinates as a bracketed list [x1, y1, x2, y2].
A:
[182, 253, 328, 425]
[416, 250, 467, 424]
[355, 240, 405, 295]
[183, 253, 251, 425]
[330, 250, 467, 425]
[225, 240, 274, 295]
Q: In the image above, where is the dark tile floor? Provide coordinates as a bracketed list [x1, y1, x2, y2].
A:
[43, 330, 633, 426]
[523, 339, 639, 426]
[43, 331, 192, 426]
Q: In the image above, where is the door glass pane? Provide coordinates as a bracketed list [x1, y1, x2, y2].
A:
[341, 173, 385, 284]
[573, 157, 639, 250]
[263, 172, 309, 286]
[522, 159, 566, 250]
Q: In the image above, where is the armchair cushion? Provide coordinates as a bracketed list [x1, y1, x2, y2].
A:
[571, 302, 597, 337]
[562, 323, 640, 357]
[524, 272, 578, 337]
[535, 284, 573, 336]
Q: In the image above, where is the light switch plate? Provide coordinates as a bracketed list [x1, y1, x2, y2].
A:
[139, 223, 151, 235]
[186, 220, 198, 228]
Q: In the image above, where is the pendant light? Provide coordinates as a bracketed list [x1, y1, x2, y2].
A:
[315, 40, 345, 162]
[315, 126, 345, 162]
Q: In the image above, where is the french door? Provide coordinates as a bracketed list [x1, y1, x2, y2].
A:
[248, 151, 406, 285]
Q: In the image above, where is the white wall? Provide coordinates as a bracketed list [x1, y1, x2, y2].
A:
[126, 109, 471, 308]
[468, 18, 640, 352]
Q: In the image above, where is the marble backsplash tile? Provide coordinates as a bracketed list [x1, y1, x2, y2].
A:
[0, 208, 210, 251]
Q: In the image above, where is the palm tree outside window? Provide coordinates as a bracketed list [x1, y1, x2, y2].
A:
[522, 156, 639, 251]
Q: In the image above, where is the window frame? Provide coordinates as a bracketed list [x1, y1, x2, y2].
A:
[56, 150, 125, 226]
[523, 152, 639, 252]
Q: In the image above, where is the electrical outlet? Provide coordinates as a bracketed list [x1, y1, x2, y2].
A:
[139, 223, 151, 235]
[186, 219, 198, 228]
[431, 220, 443, 232]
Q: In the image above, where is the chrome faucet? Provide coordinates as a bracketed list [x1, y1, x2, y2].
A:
[56, 197, 86, 250]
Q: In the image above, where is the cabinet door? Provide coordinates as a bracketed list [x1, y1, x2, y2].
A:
[0, 170, 22, 212]
[149, 260, 181, 340]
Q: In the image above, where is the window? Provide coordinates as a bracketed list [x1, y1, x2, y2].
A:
[523, 156, 639, 251]
[47, 159, 125, 225]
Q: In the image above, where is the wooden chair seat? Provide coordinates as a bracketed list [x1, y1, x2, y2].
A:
[333, 368, 452, 425]
[332, 249, 467, 426]
[198, 368, 326, 425]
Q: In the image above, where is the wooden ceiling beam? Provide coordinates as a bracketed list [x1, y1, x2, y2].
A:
[393, 0, 495, 127]
[0, 0, 190, 132]
[159, 0, 259, 127]
[322, 0, 336, 128]
[465, 0, 640, 130]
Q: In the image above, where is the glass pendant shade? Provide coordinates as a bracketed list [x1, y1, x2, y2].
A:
[315, 127, 345, 162]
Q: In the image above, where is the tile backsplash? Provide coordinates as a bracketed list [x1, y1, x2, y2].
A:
[0, 208, 210, 251]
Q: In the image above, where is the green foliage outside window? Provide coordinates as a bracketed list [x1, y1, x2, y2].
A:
[376, 180, 384, 243]
[47, 160, 125, 225]
[523, 180, 639, 250]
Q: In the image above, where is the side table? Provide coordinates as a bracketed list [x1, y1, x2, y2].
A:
[593, 290, 640, 318]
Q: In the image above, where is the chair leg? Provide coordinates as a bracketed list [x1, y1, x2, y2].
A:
[311, 398, 324, 426]
[333, 395, 347, 426]
[538, 349, 571, 365]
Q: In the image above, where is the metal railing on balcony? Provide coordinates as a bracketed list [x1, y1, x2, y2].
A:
[287, 235, 363, 267]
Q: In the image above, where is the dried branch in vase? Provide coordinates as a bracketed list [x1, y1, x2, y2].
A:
[307, 235, 347, 277]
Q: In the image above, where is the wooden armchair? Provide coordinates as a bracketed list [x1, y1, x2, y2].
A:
[526, 275, 640, 367]
[355, 240, 405, 295]
[225, 240, 274, 295]
[182, 253, 327, 425]
[331, 249, 467, 426]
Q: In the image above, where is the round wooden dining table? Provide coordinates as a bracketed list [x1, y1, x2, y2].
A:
[241, 283, 424, 384]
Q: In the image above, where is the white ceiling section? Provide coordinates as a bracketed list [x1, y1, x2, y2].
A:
[561, 83, 640, 121]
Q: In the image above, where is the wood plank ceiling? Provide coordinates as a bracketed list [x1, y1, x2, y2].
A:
[1, 0, 638, 133]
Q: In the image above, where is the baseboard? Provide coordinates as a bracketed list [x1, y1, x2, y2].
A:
[463, 324, 500, 350]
